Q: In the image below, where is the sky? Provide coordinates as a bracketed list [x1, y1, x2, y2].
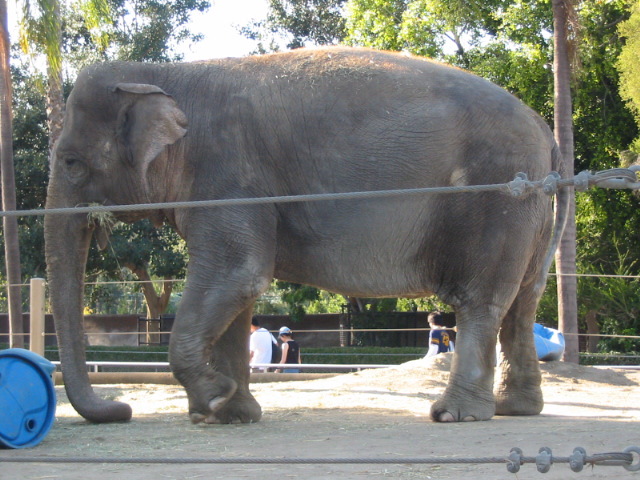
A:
[179, 0, 270, 61]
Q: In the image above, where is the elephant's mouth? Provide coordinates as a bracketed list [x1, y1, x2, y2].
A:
[86, 199, 167, 249]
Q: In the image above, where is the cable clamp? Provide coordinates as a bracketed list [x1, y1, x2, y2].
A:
[506, 447, 523, 473]
[536, 447, 553, 473]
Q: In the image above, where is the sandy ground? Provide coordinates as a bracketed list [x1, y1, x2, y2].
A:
[1, 354, 639, 480]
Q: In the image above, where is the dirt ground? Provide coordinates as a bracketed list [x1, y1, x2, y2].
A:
[1, 354, 639, 480]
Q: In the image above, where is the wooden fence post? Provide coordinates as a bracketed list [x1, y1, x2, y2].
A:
[29, 278, 46, 356]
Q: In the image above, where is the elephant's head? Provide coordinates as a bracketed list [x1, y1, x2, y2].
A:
[45, 66, 187, 422]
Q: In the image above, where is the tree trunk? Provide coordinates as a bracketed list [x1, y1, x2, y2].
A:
[552, 0, 579, 363]
[584, 310, 600, 353]
[126, 263, 173, 343]
[0, 0, 25, 348]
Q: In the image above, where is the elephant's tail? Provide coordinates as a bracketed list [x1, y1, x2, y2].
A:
[538, 141, 570, 293]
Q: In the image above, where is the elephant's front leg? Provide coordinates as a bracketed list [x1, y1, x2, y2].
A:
[170, 284, 266, 424]
[168, 208, 275, 424]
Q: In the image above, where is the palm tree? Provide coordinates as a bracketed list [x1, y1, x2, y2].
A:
[1, 0, 111, 347]
[19, 0, 66, 148]
[552, 0, 579, 363]
[1, 0, 25, 348]
[20, 0, 112, 148]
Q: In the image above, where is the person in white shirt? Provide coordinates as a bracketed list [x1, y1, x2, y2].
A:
[249, 317, 278, 372]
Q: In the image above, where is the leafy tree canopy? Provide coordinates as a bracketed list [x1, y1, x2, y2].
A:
[618, 0, 640, 151]
[63, 0, 210, 65]
[241, 0, 347, 52]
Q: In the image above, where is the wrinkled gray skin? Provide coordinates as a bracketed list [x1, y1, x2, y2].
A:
[45, 47, 568, 425]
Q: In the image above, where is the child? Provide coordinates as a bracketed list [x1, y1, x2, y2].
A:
[425, 312, 455, 358]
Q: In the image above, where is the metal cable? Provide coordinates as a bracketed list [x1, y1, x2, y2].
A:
[2, 182, 523, 218]
[1, 447, 638, 475]
[2, 167, 639, 219]
[0, 455, 519, 465]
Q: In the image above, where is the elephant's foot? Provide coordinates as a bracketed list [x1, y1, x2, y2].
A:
[185, 371, 261, 425]
[430, 389, 495, 422]
[494, 385, 543, 416]
[430, 399, 495, 422]
[183, 371, 238, 424]
[198, 389, 262, 424]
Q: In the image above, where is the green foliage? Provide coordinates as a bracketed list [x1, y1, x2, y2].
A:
[574, 0, 637, 172]
[84, 281, 146, 314]
[302, 346, 424, 365]
[579, 351, 640, 365]
[82, 221, 186, 315]
[63, 0, 210, 65]
[40, 344, 425, 365]
[242, 0, 347, 52]
[271, 279, 451, 323]
[348, 311, 425, 347]
[110, 0, 210, 62]
[95, 221, 187, 279]
[575, 245, 640, 353]
[618, 0, 640, 131]
[76, 0, 113, 51]
[44, 344, 170, 362]
[345, 0, 525, 65]
[344, 0, 407, 51]
[18, 0, 64, 76]
[540, 190, 640, 353]
[275, 281, 323, 321]
[0, 66, 50, 284]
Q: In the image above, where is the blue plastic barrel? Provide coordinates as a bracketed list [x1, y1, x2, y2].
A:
[533, 323, 566, 362]
[0, 348, 57, 448]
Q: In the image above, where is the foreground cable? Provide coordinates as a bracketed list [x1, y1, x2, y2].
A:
[1, 446, 638, 474]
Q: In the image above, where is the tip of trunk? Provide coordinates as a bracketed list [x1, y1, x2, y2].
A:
[58, 379, 133, 422]
[80, 398, 133, 423]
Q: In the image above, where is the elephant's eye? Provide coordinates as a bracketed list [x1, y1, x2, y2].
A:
[63, 157, 89, 184]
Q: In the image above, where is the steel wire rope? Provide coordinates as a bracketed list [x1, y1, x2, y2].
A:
[1, 167, 639, 219]
[0, 446, 638, 474]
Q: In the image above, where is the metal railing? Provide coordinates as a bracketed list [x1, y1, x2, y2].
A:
[51, 360, 395, 373]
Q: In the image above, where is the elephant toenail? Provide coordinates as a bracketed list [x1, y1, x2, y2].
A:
[208, 396, 228, 412]
[439, 411, 456, 422]
[189, 413, 206, 424]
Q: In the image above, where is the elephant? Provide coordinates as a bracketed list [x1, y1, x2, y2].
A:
[44, 47, 569, 425]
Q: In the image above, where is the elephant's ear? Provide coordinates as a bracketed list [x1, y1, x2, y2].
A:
[114, 83, 188, 173]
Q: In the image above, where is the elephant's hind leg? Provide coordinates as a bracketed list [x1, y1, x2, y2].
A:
[429, 304, 501, 422]
[494, 280, 544, 416]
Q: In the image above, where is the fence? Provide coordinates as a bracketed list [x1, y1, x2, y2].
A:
[1, 277, 640, 365]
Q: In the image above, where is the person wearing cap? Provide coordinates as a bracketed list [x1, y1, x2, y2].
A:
[277, 326, 301, 373]
[249, 317, 278, 373]
[424, 312, 455, 358]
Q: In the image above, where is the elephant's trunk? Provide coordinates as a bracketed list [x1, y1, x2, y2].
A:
[44, 207, 132, 423]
